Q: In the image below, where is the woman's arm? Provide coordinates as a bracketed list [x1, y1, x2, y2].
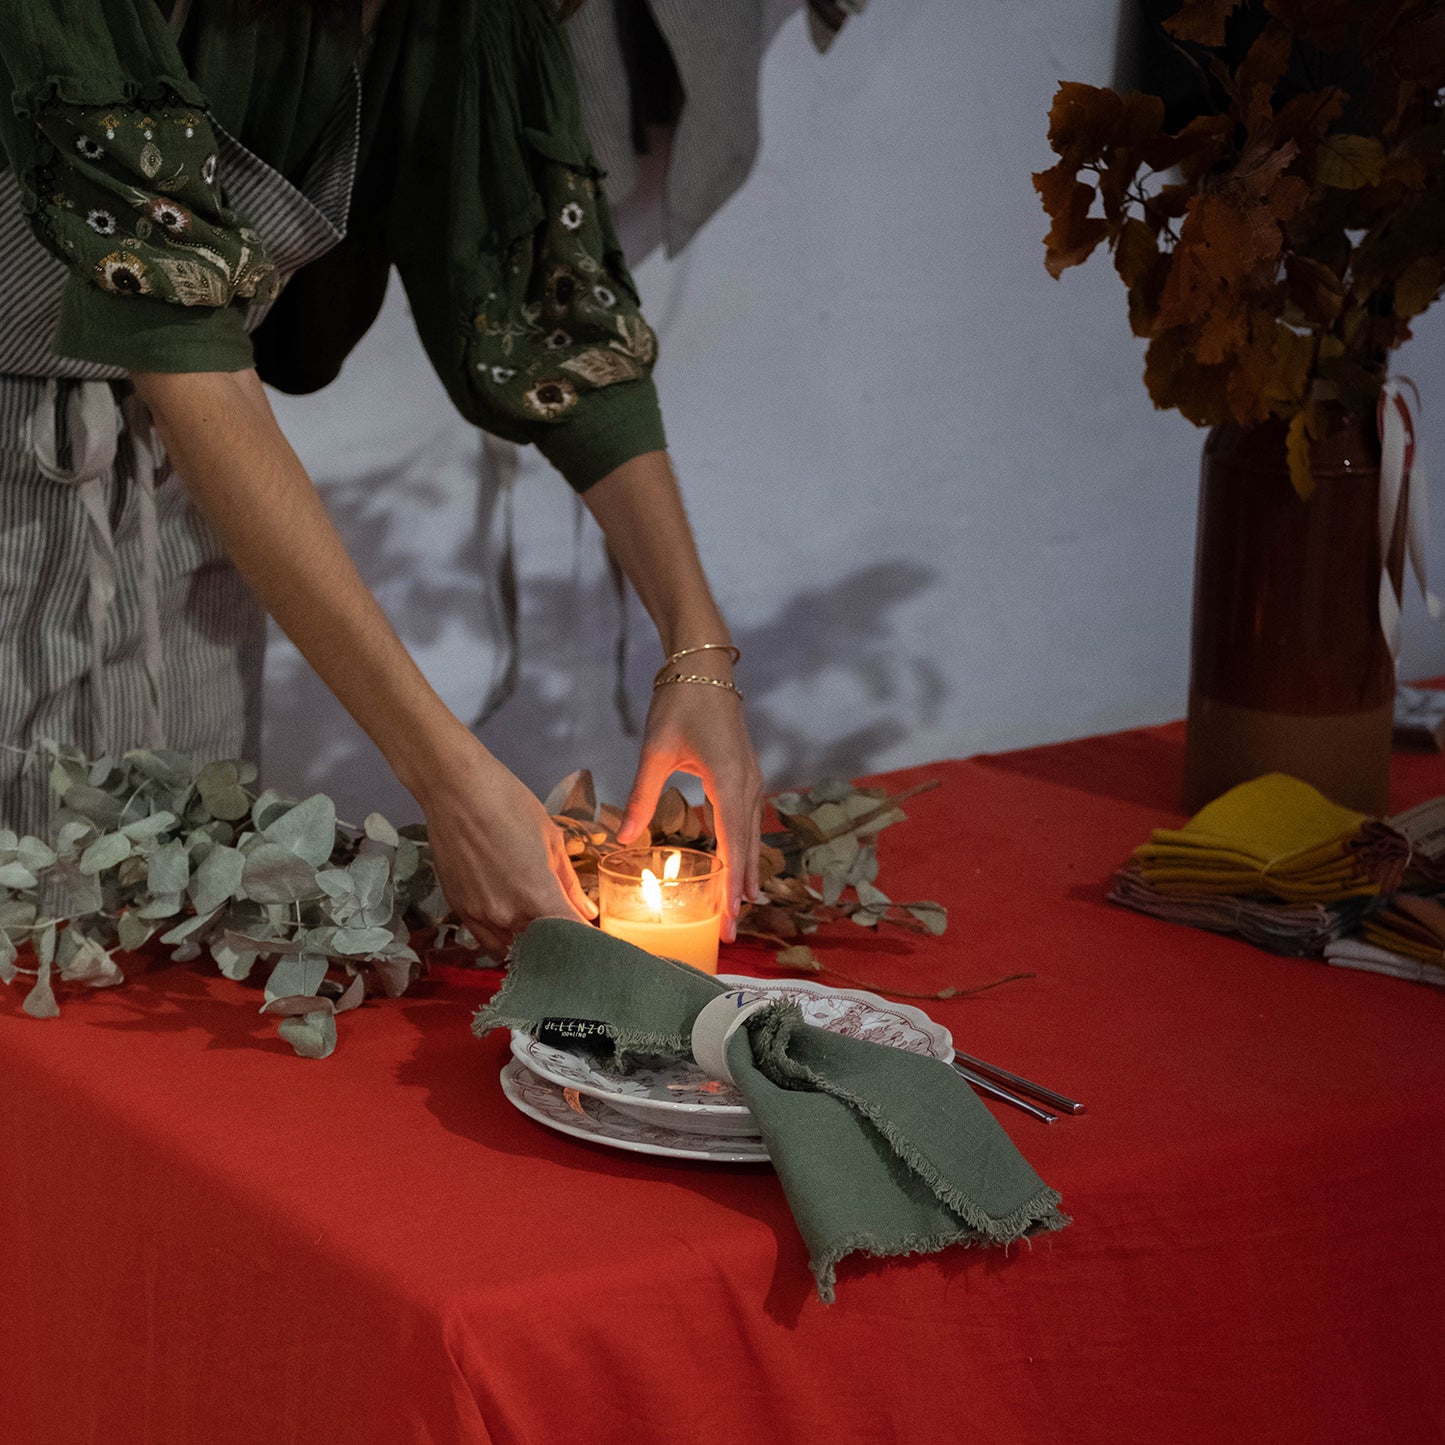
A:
[583, 450, 764, 939]
[131, 368, 595, 956]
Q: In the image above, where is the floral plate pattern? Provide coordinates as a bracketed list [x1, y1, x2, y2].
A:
[499, 1060, 773, 1164]
[509, 974, 954, 1138]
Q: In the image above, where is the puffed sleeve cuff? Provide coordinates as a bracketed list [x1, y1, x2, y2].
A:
[53, 278, 255, 373]
[533, 377, 668, 493]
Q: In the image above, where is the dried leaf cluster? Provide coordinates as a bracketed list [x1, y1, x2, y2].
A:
[547, 770, 951, 989]
[1034, 0, 1445, 495]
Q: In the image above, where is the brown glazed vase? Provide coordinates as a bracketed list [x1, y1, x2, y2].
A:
[1183, 410, 1406, 815]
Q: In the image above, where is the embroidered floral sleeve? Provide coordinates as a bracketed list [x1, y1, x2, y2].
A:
[453, 132, 665, 490]
[22, 88, 276, 319]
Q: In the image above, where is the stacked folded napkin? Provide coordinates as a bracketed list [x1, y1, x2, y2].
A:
[1108, 865, 1372, 956]
[1130, 773, 1406, 906]
[1323, 937, 1445, 988]
[476, 920, 1068, 1303]
[1356, 894, 1445, 966]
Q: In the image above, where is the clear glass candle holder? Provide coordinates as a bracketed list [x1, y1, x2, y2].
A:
[597, 846, 725, 974]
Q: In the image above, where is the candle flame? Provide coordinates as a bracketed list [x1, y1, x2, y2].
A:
[664, 850, 682, 881]
[641, 866, 664, 916]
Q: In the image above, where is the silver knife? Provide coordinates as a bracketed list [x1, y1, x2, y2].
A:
[951, 1050, 1086, 1116]
[952, 1062, 1059, 1124]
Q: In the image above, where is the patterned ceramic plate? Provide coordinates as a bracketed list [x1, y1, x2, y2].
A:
[499, 1060, 773, 1164]
[509, 974, 953, 1137]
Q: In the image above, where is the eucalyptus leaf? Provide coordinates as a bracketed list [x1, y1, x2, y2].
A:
[393, 838, 421, 883]
[820, 871, 846, 907]
[810, 778, 854, 805]
[136, 892, 184, 920]
[0, 948, 16, 985]
[61, 784, 124, 828]
[79, 832, 132, 876]
[121, 811, 178, 841]
[276, 1008, 337, 1060]
[770, 792, 806, 816]
[263, 793, 337, 867]
[56, 819, 94, 856]
[116, 855, 149, 888]
[331, 925, 396, 956]
[224, 929, 302, 958]
[363, 812, 400, 848]
[196, 760, 251, 821]
[0, 898, 36, 929]
[907, 902, 948, 936]
[16, 837, 56, 872]
[242, 844, 320, 904]
[250, 788, 289, 831]
[0, 861, 38, 889]
[315, 868, 352, 900]
[260, 992, 337, 1017]
[117, 911, 156, 953]
[211, 940, 258, 981]
[22, 958, 60, 1019]
[264, 953, 328, 1004]
[371, 956, 416, 997]
[0, 828, 17, 853]
[853, 879, 890, 908]
[147, 840, 190, 897]
[190, 843, 245, 914]
[53, 862, 103, 916]
[334, 971, 366, 1012]
[36, 921, 56, 968]
[348, 853, 389, 908]
[60, 939, 122, 987]
[158, 906, 221, 946]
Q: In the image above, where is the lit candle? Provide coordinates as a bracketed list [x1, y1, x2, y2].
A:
[598, 846, 724, 974]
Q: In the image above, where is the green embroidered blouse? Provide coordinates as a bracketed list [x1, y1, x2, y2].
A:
[0, 0, 665, 491]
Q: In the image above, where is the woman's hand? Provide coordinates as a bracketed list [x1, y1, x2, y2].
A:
[580, 450, 766, 939]
[617, 669, 764, 941]
[415, 734, 596, 959]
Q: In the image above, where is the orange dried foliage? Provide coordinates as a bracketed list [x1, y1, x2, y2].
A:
[1034, 1, 1445, 468]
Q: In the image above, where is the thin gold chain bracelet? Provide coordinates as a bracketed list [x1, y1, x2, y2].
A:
[653, 643, 740, 686]
[653, 673, 744, 701]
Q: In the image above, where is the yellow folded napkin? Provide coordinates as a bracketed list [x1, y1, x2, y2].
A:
[1359, 895, 1445, 965]
[1133, 773, 1400, 906]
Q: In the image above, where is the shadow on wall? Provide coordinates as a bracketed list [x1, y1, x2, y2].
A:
[264, 476, 946, 819]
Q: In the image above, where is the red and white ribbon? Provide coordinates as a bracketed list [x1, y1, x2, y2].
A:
[1376, 378, 1441, 659]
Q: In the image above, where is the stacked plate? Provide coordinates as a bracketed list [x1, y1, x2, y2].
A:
[500, 974, 955, 1164]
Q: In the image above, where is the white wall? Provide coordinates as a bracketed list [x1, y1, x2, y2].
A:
[263, 0, 1445, 824]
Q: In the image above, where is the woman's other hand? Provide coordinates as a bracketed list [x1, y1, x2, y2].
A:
[617, 656, 763, 941]
[415, 734, 596, 959]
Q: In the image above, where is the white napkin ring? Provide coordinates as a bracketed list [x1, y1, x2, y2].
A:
[690, 990, 772, 1085]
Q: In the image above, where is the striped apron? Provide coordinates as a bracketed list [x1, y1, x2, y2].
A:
[0, 65, 361, 834]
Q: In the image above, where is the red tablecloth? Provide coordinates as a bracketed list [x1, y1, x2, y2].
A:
[3, 722, 1443, 1445]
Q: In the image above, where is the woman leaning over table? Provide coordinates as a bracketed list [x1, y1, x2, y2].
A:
[0, 0, 763, 955]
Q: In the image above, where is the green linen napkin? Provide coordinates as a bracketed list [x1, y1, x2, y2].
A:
[475, 920, 1068, 1302]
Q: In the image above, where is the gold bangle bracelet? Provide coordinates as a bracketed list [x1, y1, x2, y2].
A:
[653, 673, 744, 701]
[653, 643, 740, 685]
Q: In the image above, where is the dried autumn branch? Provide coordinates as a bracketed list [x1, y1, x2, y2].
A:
[1034, 0, 1445, 497]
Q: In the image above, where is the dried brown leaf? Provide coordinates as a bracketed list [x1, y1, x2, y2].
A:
[1164, 0, 1241, 47]
[649, 787, 689, 837]
[1314, 134, 1385, 190]
[773, 945, 821, 974]
[1033, 165, 1109, 279]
